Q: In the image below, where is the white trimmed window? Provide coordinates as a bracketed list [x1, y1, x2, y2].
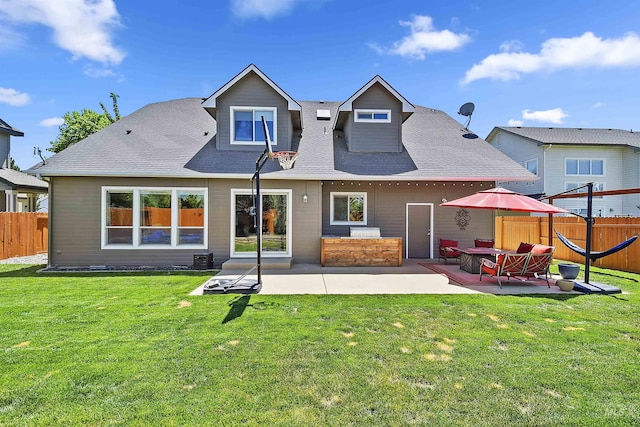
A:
[565, 158, 604, 176]
[330, 192, 367, 225]
[102, 187, 207, 249]
[565, 182, 605, 199]
[354, 109, 391, 123]
[230, 106, 277, 145]
[525, 158, 538, 175]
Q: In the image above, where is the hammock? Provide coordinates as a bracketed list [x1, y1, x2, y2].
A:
[555, 231, 638, 262]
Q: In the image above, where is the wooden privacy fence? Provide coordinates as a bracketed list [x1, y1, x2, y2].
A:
[496, 216, 640, 274]
[0, 213, 48, 260]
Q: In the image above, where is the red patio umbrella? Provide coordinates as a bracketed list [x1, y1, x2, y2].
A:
[440, 187, 569, 214]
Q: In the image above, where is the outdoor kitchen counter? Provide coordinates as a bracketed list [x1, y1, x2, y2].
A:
[321, 236, 403, 267]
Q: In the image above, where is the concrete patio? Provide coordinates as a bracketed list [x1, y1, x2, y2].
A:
[191, 259, 580, 296]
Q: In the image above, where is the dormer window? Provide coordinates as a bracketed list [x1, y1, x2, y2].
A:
[354, 109, 391, 123]
[231, 106, 277, 145]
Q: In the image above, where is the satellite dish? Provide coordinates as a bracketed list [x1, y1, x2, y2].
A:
[457, 102, 475, 130]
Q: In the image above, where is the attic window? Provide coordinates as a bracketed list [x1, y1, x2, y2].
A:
[354, 109, 391, 123]
[230, 106, 277, 145]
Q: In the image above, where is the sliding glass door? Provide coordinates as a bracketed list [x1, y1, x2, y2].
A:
[231, 189, 291, 257]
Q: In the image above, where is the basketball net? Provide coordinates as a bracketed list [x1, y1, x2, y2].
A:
[270, 151, 298, 170]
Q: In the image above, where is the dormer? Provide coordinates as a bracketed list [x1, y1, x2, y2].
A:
[334, 76, 414, 153]
[0, 118, 24, 168]
[202, 64, 302, 151]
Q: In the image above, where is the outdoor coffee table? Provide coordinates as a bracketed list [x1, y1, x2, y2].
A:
[459, 247, 503, 274]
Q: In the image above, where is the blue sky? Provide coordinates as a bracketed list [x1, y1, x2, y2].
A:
[2, 0, 640, 169]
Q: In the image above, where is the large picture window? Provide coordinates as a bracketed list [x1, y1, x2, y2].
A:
[231, 106, 276, 144]
[565, 158, 604, 176]
[102, 187, 207, 249]
[330, 192, 367, 225]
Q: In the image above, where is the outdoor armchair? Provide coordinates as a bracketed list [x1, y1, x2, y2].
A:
[479, 252, 530, 287]
[439, 239, 461, 264]
[519, 248, 555, 287]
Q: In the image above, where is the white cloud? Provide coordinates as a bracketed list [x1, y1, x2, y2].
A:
[0, 25, 25, 50]
[231, 0, 303, 19]
[0, 87, 30, 106]
[522, 108, 568, 124]
[499, 40, 524, 52]
[38, 117, 64, 127]
[463, 32, 640, 84]
[507, 119, 524, 127]
[592, 101, 606, 109]
[0, 0, 125, 64]
[372, 15, 471, 60]
[83, 65, 118, 79]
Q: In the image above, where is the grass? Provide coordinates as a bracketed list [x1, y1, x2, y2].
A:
[1, 263, 639, 426]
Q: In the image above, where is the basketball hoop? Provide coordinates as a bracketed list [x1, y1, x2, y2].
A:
[270, 151, 298, 170]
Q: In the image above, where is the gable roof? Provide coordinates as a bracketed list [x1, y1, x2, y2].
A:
[29, 97, 535, 182]
[337, 75, 415, 115]
[488, 126, 640, 149]
[0, 167, 48, 191]
[0, 118, 24, 137]
[202, 64, 302, 112]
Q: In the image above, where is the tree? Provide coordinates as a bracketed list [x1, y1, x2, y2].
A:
[48, 93, 121, 153]
[99, 92, 121, 123]
[9, 157, 20, 171]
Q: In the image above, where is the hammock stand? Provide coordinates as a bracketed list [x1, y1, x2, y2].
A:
[548, 183, 637, 292]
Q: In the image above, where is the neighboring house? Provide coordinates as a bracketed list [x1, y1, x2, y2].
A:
[29, 64, 534, 267]
[486, 127, 640, 217]
[0, 118, 48, 212]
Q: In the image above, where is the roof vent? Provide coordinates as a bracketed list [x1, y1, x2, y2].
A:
[317, 109, 331, 120]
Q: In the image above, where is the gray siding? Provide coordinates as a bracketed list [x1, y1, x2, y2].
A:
[216, 72, 292, 152]
[0, 134, 9, 168]
[49, 176, 322, 266]
[347, 83, 402, 153]
[621, 148, 640, 216]
[207, 178, 322, 263]
[322, 181, 495, 258]
[492, 132, 544, 195]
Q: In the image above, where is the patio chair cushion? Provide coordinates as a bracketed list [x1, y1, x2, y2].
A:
[531, 244, 554, 254]
[440, 239, 459, 249]
[474, 239, 495, 248]
[516, 242, 535, 253]
[480, 254, 504, 276]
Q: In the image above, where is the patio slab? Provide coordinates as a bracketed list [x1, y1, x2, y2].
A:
[191, 259, 580, 296]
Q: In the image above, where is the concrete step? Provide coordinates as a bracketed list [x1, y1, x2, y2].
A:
[221, 258, 292, 270]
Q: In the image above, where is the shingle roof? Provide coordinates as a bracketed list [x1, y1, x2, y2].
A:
[491, 126, 640, 148]
[0, 167, 48, 190]
[0, 118, 24, 137]
[29, 97, 535, 182]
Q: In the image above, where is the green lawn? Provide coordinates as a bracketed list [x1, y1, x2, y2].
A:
[1, 263, 639, 426]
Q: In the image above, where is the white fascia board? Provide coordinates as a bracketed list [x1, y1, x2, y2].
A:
[337, 75, 415, 114]
[202, 64, 301, 112]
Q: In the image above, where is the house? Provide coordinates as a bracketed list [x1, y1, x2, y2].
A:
[29, 64, 534, 268]
[486, 127, 640, 217]
[0, 118, 48, 212]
